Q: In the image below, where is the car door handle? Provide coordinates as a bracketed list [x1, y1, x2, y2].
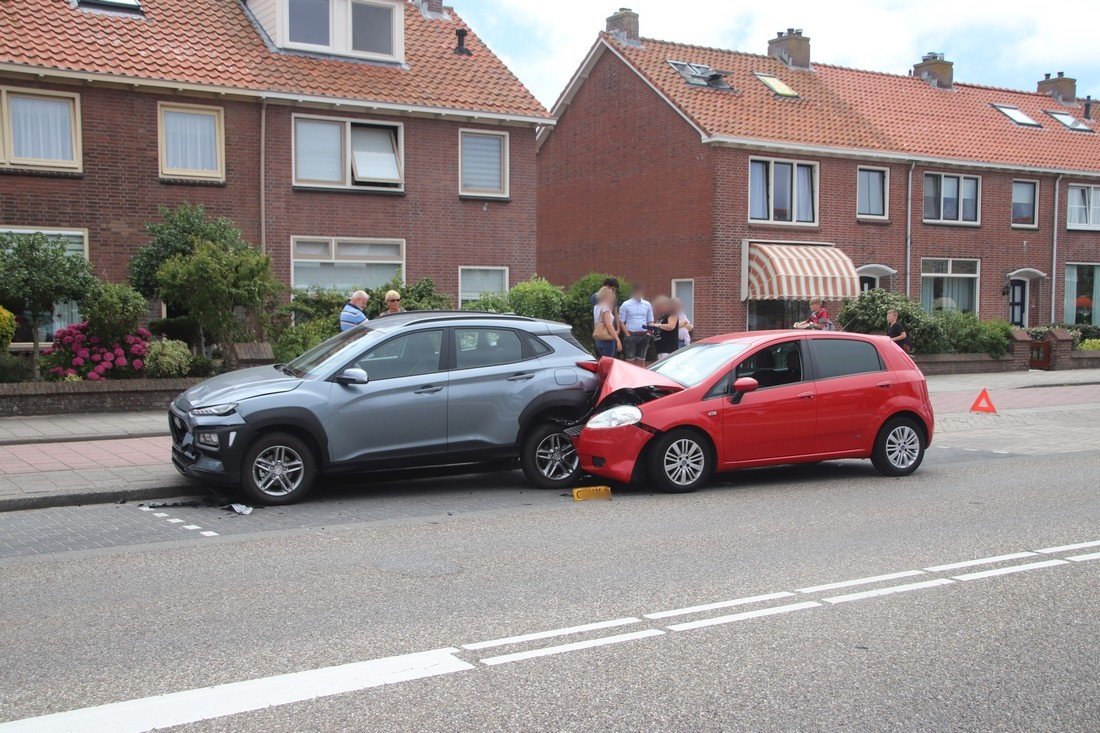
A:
[877, 381, 893, 389]
[414, 385, 443, 395]
[797, 391, 814, 400]
[507, 373, 535, 382]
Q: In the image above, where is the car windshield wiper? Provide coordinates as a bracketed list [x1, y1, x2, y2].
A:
[276, 364, 300, 377]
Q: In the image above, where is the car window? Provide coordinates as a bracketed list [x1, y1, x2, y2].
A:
[454, 328, 526, 369]
[524, 332, 553, 356]
[811, 339, 884, 380]
[735, 341, 805, 389]
[649, 342, 748, 387]
[354, 330, 443, 380]
[285, 325, 381, 377]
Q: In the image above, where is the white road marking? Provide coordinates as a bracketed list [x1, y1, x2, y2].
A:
[182, 525, 201, 531]
[952, 559, 1069, 581]
[796, 569, 925, 594]
[1067, 551, 1100, 562]
[644, 591, 796, 620]
[924, 551, 1039, 572]
[0, 648, 473, 733]
[199, 531, 219, 537]
[166, 518, 184, 524]
[479, 629, 664, 666]
[823, 578, 954, 605]
[462, 618, 640, 651]
[667, 601, 821, 631]
[152, 513, 168, 518]
[138, 507, 155, 511]
[1035, 540, 1100, 554]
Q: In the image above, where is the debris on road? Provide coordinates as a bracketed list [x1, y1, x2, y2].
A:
[573, 486, 612, 502]
[224, 503, 254, 515]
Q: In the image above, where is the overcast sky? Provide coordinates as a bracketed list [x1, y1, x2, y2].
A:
[457, 0, 1100, 110]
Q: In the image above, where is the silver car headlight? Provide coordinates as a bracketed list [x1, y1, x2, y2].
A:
[586, 405, 643, 430]
[190, 403, 238, 417]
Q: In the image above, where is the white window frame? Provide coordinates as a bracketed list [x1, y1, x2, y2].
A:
[1067, 184, 1100, 231]
[1064, 262, 1100, 325]
[748, 156, 819, 226]
[920, 257, 981, 315]
[992, 104, 1041, 128]
[458, 266, 509, 306]
[923, 171, 982, 226]
[291, 113, 404, 191]
[856, 166, 890, 220]
[280, 0, 403, 63]
[1010, 178, 1039, 230]
[458, 129, 510, 199]
[290, 236, 405, 292]
[157, 102, 225, 181]
[671, 278, 694, 322]
[0, 87, 82, 172]
[1, 226, 89, 350]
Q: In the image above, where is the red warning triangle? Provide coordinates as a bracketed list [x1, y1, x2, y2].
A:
[970, 388, 997, 414]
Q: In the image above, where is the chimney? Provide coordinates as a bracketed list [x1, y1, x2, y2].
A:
[1085, 95, 1093, 121]
[767, 29, 811, 69]
[606, 8, 640, 44]
[913, 52, 953, 90]
[454, 28, 471, 56]
[417, 0, 444, 14]
[1037, 72, 1077, 104]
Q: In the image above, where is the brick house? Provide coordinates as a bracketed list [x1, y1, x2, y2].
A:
[538, 9, 1100, 336]
[0, 0, 550, 347]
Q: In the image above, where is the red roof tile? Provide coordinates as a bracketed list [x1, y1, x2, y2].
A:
[606, 34, 1099, 174]
[0, 0, 549, 121]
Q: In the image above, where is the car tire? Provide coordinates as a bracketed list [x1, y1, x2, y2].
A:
[871, 416, 925, 477]
[240, 432, 317, 505]
[646, 429, 713, 494]
[521, 422, 582, 490]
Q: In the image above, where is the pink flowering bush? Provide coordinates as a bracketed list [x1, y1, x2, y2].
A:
[44, 322, 151, 381]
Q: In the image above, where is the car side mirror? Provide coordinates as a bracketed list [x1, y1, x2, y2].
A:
[335, 368, 369, 386]
[729, 376, 759, 404]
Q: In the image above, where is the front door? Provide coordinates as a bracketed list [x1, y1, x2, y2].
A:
[325, 329, 448, 464]
[1009, 278, 1027, 327]
[721, 340, 817, 463]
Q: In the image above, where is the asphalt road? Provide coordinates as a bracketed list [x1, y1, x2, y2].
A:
[1, 436, 1097, 730]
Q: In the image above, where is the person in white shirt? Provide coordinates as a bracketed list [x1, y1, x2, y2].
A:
[618, 286, 654, 366]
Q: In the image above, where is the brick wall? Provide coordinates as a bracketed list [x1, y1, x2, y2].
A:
[0, 378, 202, 417]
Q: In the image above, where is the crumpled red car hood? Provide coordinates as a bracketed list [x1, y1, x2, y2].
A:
[594, 357, 684, 403]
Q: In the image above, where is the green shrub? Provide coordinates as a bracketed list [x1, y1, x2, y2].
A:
[0, 305, 15, 352]
[934, 310, 1013, 358]
[130, 204, 248, 298]
[0, 352, 30, 383]
[188, 355, 217, 378]
[149, 315, 203, 349]
[365, 276, 453, 318]
[79, 281, 147, 343]
[562, 273, 631, 349]
[837, 289, 944, 354]
[283, 288, 347, 322]
[273, 316, 339, 363]
[1080, 339, 1100, 351]
[507, 277, 566, 322]
[461, 292, 512, 313]
[144, 339, 192, 378]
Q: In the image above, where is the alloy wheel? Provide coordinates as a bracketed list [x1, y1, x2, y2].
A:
[535, 432, 578, 481]
[885, 425, 921, 470]
[252, 444, 305, 497]
[663, 438, 705, 486]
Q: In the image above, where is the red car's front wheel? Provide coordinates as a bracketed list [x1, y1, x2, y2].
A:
[646, 429, 713, 493]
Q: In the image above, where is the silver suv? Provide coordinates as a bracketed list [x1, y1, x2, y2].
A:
[170, 313, 598, 504]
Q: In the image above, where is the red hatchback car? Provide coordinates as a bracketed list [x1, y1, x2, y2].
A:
[572, 331, 934, 493]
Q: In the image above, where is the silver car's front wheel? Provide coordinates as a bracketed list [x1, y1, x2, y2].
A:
[521, 422, 582, 489]
[252, 444, 306, 497]
[241, 433, 317, 505]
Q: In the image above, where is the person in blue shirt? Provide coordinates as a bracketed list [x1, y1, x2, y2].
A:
[339, 290, 370, 331]
[618, 285, 654, 366]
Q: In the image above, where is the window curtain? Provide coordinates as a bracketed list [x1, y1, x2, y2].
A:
[293, 261, 400, 291]
[461, 269, 507, 301]
[1068, 187, 1089, 225]
[942, 277, 975, 313]
[1064, 265, 1078, 323]
[163, 110, 217, 172]
[942, 176, 960, 220]
[858, 170, 884, 216]
[961, 178, 978, 221]
[920, 277, 935, 313]
[295, 119, 343, 182]
[796, 164, 815, 222]
[923, 175, 940, 219]
[772, 163, 792, 221]
[352, 2, 393, 55]
[351, 126, 400, 182]
[749, 161, 769, 219]
[461, 134, 504, 192]
[10, 96, 73, 161]
[1092, 190, 1100, 228]
[288, 0, 330, 45]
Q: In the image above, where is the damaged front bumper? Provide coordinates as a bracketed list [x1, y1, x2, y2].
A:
[572, 423, 655, 485]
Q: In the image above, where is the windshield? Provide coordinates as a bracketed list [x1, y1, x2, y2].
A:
[649, 342, 749, 387]
[285, 326, 381, 377]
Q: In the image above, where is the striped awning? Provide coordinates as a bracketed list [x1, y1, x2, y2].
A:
[746, 243, 861, 300]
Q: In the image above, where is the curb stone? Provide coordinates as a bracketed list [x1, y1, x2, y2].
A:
[0, 482, 206, 513]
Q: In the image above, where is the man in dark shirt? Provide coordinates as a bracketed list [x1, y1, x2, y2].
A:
[887, 308, 912, 352]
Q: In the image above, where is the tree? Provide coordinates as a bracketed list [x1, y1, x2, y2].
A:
[0, 232, 96, 380]
[79, 281, 147, 344]
[156, 240, 280, 369]
[130, 203, 247, 298]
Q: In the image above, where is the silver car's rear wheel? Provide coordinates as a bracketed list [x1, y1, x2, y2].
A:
[521, 422, 582, 489]
[241, 433, 316, 505]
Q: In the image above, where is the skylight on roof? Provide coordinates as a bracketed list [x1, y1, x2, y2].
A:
[1047, 110, 1093, 132]
[992, 104, 1040, 127]
[755, 72, 798, 98]
[79, 0, 142, 10]
[668, 61, 731, 90]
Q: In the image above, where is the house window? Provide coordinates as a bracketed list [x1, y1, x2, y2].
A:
[1067, 185, 1100, 230]
[158, 103, 224, 180]
[749, 158, 817, 224]
[920, 258, 979, 314]
[293, 115, 403, 190]
[992, 104, 1040, 127]
[668, 61, 730, 89]
[754, 72, 798, 98]
[291, 237, 404, 291]
[923, 173, 980, 224]
[0, 88, 81, 170]
[350, 0, 395, 56]
[859, 275, 879, 292]
[1065, 264, 1100, 325]
[459, 130, 508, 198]
[857, 167, 888, 218]
[0, 228, 86, 346]
[79, 0, 142, 10]
[1046, 111, 1093, 132]
[1011, 180, 1038, 227]
[671, 279, 694, 322]
[458, 267, 508, 306]
[288, 0, 331, 47]
[284, 0, 402, 61]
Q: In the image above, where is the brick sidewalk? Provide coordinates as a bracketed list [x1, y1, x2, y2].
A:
[0, 411, 168, 446]
[0, 437, 171, 475]
[931, 383, 1100, 414]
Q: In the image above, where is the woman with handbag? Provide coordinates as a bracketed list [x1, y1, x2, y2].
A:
[592, 286, 622, 358]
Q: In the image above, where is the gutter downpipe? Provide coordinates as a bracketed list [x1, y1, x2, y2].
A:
[905, 162, 915, 297]
[1051, 175, 1062, 322]
[259, 98, 267, 254]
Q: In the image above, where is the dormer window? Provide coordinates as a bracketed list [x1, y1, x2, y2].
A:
[282, 0, 403, 62]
